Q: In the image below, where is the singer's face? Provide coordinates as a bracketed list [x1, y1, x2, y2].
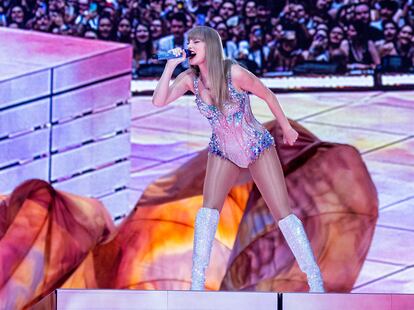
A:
[187, 39, 206, 65]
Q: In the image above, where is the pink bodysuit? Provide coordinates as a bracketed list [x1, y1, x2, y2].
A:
[193, 73, 275, 168]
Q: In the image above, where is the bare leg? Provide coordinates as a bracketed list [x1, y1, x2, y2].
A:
[249, 147, 325, 292]
[191, 154, 240, 290]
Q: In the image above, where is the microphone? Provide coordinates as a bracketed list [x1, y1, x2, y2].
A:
[152, 49, 195, 60]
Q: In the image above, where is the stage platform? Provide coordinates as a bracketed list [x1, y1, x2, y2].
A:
[0, 28, 132, 219]
[33, 289, 414, 310]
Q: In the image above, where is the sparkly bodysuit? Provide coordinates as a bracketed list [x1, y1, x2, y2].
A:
[193, 72, 275, 168]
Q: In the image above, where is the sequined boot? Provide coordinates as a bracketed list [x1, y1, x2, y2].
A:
[278, 214, 325, 293]
[190, 207, 220, 290]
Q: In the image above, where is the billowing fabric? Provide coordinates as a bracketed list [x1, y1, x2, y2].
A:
[0, 180, 115, 309]
[193, 73, 274, 168]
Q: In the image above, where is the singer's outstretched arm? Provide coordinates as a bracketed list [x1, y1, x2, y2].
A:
[152, 51, 191, 107]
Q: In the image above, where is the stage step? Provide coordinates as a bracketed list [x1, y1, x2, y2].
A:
[33, 289, 414, 310]
[33, 290, 278, 310]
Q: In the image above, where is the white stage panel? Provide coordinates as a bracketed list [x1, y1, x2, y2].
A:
[0, 28, 125, 65]
[51, 133, 130, 180]
[0, 28, 132, 217]
[52, 75, 131, 122]
[167, 291, 278, 310]
[40, 290, 169, 310]
[283, 292, 414, 310]
[0, 129, 49, 168]
[54, 161, 130, 198]
[0, 66, 50, 109]
[391, 294, 414, 309]
[34, 289, 278, 310]
[98, 189, 132, 219]
[34, 289, 414, 310]
[0, 158, 49, 194]
[51, 104, 130, 151]
[0, 98, 49, 137]
[53, 48, 132, 93]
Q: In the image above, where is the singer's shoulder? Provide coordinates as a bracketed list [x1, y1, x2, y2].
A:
[230, 62, 251, 78]
[229, 62, 255, 91]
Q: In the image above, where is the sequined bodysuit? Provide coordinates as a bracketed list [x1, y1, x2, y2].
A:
[193, 73, 275, 168]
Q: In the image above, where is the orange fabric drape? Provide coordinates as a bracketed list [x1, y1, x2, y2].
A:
[0, 180, 115, 309]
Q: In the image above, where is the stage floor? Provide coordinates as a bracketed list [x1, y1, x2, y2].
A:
[128, 90, 414, 294]
[34, 289, 414, 310]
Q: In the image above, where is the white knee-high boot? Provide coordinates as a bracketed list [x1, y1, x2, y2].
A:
[278, 214, 325, 293]
[190, 207, 220, 290]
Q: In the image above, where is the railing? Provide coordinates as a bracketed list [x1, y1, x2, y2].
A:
[131, 72, 414, 94]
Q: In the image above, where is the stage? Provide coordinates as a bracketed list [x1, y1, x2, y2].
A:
[33, 289, 414, 310]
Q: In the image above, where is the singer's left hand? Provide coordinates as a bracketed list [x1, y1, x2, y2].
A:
[170, 47, 186, 58]
[282, 126, 299, 146]
[166, 47, 187, 67]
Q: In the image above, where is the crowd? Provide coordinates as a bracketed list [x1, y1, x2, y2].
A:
[2, 0, 414, 77]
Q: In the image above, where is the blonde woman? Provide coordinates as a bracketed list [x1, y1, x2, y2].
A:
[152, 26, 325, 292]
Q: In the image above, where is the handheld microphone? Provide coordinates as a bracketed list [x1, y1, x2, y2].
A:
[152, 49, 195, 60]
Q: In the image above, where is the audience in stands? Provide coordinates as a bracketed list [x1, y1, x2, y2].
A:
[1, 0, 414, 77]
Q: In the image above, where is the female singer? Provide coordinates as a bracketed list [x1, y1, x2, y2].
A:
[152, 26, 324, 292]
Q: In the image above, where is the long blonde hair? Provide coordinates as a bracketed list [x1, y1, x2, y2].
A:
[188, 26, 234, 110]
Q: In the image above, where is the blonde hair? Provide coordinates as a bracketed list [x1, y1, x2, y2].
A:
[188, 26, 234, 111]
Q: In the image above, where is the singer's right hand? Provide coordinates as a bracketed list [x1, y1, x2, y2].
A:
[166, 48, 187, 67]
